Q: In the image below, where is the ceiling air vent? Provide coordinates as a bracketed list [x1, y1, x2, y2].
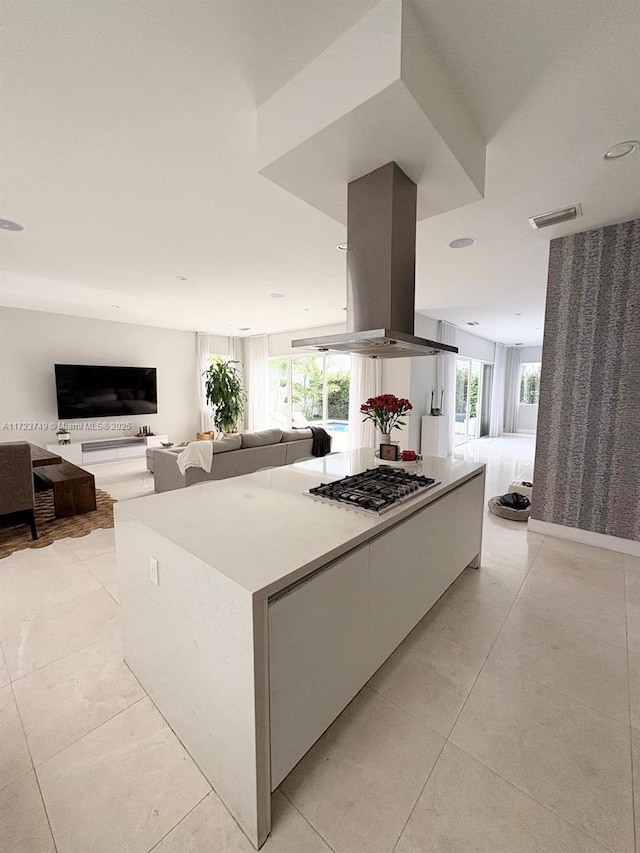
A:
[528, 204, 582, 230]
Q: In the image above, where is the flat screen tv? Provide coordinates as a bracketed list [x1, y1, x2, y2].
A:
[55, 364, 157, 419]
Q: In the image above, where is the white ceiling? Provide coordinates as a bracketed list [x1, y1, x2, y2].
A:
[1, 0, 639, 347]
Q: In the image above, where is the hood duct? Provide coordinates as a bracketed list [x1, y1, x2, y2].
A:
[293, 162, 457, 358]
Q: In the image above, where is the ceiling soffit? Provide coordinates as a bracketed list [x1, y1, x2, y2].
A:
[257, 0, 486, 224]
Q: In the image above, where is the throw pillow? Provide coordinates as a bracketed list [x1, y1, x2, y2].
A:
[241, 429, 283, 448]
[280, 428, 312, 442]
[211, 435, 242, 454]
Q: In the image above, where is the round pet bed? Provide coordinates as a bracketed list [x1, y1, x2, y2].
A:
[488, 496, 532, 522]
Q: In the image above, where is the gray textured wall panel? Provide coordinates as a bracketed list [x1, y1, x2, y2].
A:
[532, 219, 640, 541]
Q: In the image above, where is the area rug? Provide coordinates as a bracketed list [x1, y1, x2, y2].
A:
[0, 489, 116, 559]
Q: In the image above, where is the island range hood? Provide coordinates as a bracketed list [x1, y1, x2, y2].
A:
[293, 162, 458, 359]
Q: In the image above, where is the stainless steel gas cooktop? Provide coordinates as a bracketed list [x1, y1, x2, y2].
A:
[305, 467, 440, 515]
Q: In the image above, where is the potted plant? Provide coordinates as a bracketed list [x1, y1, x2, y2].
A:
[360, 394, 412, 444]
[203, 358, 246, 436]
[56, 428, 71, 445]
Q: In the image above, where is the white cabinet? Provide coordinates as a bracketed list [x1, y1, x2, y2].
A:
[269, 547, 370, 789]
[116, 444, 147, 460]
[368, 489, 459, 674]
[420, 491, 457, 610]
[368, 513, 427, 673]
[421, 415, 451, 458]
[269, 473, 484, 788]
[48, 435, 168, 464]
[454, 474, 484, 571]
[45, 443, 83, 464]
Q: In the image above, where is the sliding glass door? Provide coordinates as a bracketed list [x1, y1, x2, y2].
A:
[455, 358, 487, 445]
[455, 360, 470, 446]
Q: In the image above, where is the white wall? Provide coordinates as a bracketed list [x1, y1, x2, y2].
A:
[380, 356, 413, 452]
[0, 307, 203, 446]
[407, 313, 440, 451]
[455, 328, 496, 363]
[517, 404, 538, 432]
[520, 345, 542, 363]
[267, 323, 346, 357]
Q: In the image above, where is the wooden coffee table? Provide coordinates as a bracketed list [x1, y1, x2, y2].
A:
[33, 461, 97, 518]
[29, 444, 62, 467]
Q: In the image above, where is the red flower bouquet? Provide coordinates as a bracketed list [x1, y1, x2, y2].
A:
[360, 394, 413, 435]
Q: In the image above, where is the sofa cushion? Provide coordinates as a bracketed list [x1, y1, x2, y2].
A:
[280, 428, 312, 443]
[212, 435, 242, 454]
[241, 429, 282, 448]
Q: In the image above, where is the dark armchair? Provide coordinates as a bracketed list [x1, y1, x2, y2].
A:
[0, 442, 38, 540]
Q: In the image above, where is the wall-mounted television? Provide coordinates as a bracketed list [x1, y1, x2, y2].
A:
[54, 364, 158, 419]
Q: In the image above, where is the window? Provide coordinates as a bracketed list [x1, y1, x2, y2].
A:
[519, 362, 541, 404]
[268, 353, 350, 450]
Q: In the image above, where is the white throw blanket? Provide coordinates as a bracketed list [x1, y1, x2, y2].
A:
[177, 440, 214, 475]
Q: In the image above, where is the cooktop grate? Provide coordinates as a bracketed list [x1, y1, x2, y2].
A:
[304, 467, 440, 515]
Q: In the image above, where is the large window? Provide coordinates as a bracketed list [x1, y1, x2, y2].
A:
[519, 362, 541, 404]
[268, 354, 350, 451]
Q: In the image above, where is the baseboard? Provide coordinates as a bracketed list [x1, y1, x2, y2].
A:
[528, 519, 640, 557]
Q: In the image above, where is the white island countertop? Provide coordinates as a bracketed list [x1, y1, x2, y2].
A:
[115, 449, 485, 598]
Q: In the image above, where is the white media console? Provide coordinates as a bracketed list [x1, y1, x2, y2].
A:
[46, 434, 168, 465]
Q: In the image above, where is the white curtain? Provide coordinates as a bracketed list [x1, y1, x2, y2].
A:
[196, 332, 211, 432]
[229, 336, 245, 433]
[246, 335, 269, 432]
[489, 342, 506, 437]
[435, 321, 457, 456]
[504, 346, 522, 432]
[348, 355, 382, 450]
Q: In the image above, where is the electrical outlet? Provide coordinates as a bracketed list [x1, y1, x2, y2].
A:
[149, 556, 159, 586]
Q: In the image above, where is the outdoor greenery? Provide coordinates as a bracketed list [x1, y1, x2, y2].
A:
[455, 368, 468, 416]
[292, 357, 324, 420]
[456, 369, 479, 419]
[203, 358, 245, 433]
[269, 356, 350, 423]
[520, 362, 541, 404]
[469, 373, 478, 419]
[327, 371, 350, 419]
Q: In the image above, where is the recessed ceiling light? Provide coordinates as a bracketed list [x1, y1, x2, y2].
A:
[112, 304, 121, 309]
[515, 312, 522, 316]
[448, 237, 475, 249]
[336, 243, 348, 251]
[342, 307, 347, 311]
[515, 343, 523, 346]
[238, 327, 251, 331]
[0, 218, 24, 231]
[466, 321, 480, 326]
[176, 275, 187, 281]
[529, 204, 582, 229]
[270, 292, 285, 299]
[604, 141, 639, 160]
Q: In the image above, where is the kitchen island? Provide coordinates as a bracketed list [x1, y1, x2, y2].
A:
[115, 449, 485, 849]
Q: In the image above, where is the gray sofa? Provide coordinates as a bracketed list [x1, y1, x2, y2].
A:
[152, 428, 320, 493]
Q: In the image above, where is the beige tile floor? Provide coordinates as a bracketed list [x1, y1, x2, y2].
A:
[1, 435, 638, 852]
